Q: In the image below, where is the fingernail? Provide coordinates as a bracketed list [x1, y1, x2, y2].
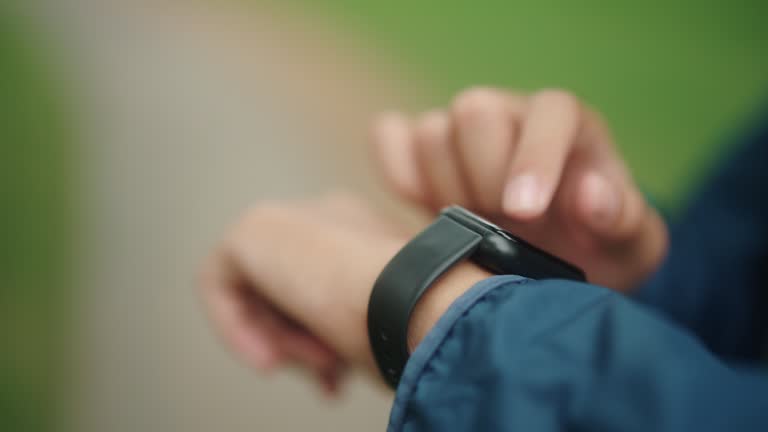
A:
[503, 175, 543, 216]
[582, 173, 620, 226]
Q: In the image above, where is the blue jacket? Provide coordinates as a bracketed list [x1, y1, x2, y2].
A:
[389, 110, 768, 431]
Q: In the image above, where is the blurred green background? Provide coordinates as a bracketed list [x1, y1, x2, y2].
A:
[302, 0, 768, 199]
[2, 0, 766, 430]
[1, 4, 74, 432]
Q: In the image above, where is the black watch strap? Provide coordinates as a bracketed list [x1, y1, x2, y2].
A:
[367, 216, 482, 388]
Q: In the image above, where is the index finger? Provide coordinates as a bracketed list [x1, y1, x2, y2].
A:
[502, 89, 583, 220]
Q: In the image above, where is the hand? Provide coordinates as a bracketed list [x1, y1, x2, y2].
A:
[201, 194, 491, 395]
[200, 195, 409, 394]
[200, 195, 405, 393]
[371, 87, 667, 290]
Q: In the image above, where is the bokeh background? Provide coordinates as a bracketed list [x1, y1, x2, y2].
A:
[3, 0, 767, 431]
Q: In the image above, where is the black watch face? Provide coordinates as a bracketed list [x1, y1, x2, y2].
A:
[441, 205, 510, 238]
[444, 205, 498, 228]
[441, 205, 586, 281]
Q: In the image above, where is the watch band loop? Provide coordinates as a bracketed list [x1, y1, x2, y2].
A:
[367, 217, 482, 388]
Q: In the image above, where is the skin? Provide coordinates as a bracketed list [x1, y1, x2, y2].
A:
[200, 87, 668, 395]
[200, 194, 489, 395]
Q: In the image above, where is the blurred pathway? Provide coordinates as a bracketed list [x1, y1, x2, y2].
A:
[29, 1, 423, 431]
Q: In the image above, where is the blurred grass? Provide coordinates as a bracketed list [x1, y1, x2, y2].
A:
[288, 0, 768, 206]
[0, 4, 74, 432]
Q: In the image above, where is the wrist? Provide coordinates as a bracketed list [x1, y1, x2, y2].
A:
[368, 205, 583, 387]
[406, 263, 491, 353]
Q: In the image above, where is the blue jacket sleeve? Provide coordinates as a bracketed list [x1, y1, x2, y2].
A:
[389, 276, 768, 432]
[633, 108, 768, 360]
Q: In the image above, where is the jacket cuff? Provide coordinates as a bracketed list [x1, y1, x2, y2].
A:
[387, 275, 531, 431]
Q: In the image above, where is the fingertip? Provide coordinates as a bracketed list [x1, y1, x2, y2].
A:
[451, 86, 505, 122]
[502, 174, 549, 220]
[505, 90, 581, 219]
[415, 110, 451, 145]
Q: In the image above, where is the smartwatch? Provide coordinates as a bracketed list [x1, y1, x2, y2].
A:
[367, 205, 585, 388]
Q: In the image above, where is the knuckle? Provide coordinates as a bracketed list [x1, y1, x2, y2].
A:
[452, 86, 503, 121]
[415, 111, 450, 151]
[534, 88, 581, 112]
[229, 202, 282, 239]
[243, 202, 280, 223]
[369, 111, 403, 141]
